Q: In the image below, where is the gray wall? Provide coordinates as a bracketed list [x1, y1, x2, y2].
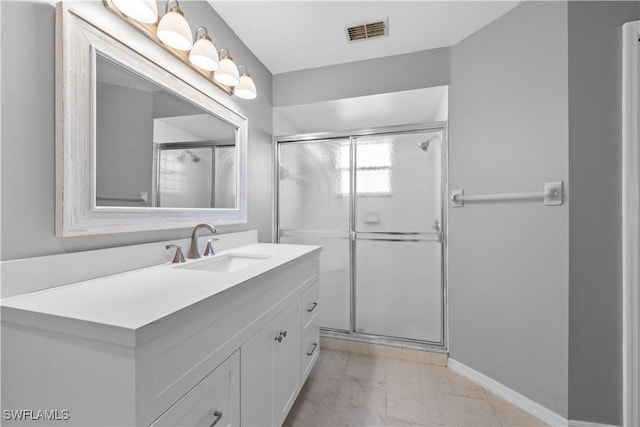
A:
[449, 1, 570, 416]
[0, 1, 273, 261]
[567, 2, 639, 424]
[273, 47, 449, 107]
[96, 83, 154, 205]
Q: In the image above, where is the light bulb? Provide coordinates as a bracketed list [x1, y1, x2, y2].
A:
[157, 3, 193, 51]
[214, 49, 240, 86]
[189, 28, 219, 71]
[235, 69, 257, 99]
[112, 0, 158, 24]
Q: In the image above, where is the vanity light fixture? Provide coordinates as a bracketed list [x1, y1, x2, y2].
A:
[235, 66, 257, 100]
[214, 48, 240, 87]
[111, 0, 158, 24]
[104, 0, 257, 99]
[157, 0, 193, 51]
[189, 27, 219, 71]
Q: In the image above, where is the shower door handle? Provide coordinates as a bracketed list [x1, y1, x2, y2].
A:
[433, 220, 443, 242]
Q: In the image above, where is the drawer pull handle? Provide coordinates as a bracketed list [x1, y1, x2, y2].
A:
[307, 343, 318, 356]
[306, 302, 318, 312]
[210, 411, 223, 427]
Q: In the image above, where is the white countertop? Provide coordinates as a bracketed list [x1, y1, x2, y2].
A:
[1, 243, 320, 346]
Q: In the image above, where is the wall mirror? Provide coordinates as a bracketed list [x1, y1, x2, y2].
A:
[56, 4, 247, 236]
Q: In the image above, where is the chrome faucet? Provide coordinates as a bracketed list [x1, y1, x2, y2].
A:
[188, 223, 217, 259]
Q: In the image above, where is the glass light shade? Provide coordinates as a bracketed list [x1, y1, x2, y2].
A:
[189, 38, 219, 71]
[235, 74, 257, 99]
[112, 0, 158, 23]
[157, 10, 193, 51]
[214, 57, 240, 86]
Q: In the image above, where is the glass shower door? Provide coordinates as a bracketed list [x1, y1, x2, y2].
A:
[278, 139, 351, 331]
[354, 131, 443, 343]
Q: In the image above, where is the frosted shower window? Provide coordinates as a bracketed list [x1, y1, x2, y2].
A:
[158, 147, 214, 208]
[338, 141, 392, 195]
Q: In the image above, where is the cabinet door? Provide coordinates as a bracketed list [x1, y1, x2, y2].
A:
[241, 317, 277, 427]
[273, 298, 301, 426]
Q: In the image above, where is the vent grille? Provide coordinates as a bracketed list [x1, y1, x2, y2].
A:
[346, 19, 387, 42]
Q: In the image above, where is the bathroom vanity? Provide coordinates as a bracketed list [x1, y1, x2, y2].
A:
[1, 243, 321, 426]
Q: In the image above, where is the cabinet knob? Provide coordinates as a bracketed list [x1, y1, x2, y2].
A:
[281, 330, 287, 338]
[275, 335, 283, 343]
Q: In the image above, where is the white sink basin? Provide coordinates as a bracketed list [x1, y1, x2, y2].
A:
[176, 253, 271, 273]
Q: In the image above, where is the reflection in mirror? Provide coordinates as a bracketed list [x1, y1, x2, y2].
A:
[95, 53, 237, 209]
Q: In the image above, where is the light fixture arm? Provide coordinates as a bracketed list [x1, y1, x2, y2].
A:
[219, 48, 231, 60]
[164, 0, 181, 14]
[195, 26, 207, 39]
[194, 26, 213, 42]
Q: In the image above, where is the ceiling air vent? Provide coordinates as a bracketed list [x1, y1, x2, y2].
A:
[346, 19, 388, 43]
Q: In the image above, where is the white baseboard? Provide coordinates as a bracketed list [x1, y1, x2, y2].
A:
[448, 359, 568, 427]
[568, 421, 619, 427]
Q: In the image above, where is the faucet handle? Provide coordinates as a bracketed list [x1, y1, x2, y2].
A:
[204, 238, 219, 256]
[165, 244, 186, 263]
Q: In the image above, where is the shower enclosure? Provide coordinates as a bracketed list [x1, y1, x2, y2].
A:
[276, 124, 446, 347]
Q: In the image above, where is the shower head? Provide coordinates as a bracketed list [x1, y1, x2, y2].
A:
[186, 150, 201, 163]
[418, 135, 440, 152]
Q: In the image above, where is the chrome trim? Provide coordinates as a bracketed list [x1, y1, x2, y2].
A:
[355, 232, 442, 242]
[349, 135, 357, 333]
[272, 136, 279, 243]
[279, 229, 350, 239]
[356, 231, 431, 235]
[355, 237, 438, 243]
[442, 124, 449, 351]
[320, 328, 446, 352]
[275, 122, 449, 143]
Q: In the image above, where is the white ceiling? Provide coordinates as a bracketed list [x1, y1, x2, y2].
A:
[210, 1, 520, 74]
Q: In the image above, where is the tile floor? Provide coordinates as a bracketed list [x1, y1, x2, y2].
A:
[285, 349, 548, 427]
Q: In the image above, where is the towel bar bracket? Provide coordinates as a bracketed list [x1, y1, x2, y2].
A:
[543, 181, 563, 206]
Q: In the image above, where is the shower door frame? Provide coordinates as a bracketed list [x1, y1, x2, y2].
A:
[273, 122, 449, 351]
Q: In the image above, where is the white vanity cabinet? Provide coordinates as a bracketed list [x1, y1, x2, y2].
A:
[1, 244, 320, 427]
[241, 281, 321, 427]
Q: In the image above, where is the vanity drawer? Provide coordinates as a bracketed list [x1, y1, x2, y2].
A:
[300, 281, 319, 335]
[301, 320, 320, 381]
[150, 350, 240, 427]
